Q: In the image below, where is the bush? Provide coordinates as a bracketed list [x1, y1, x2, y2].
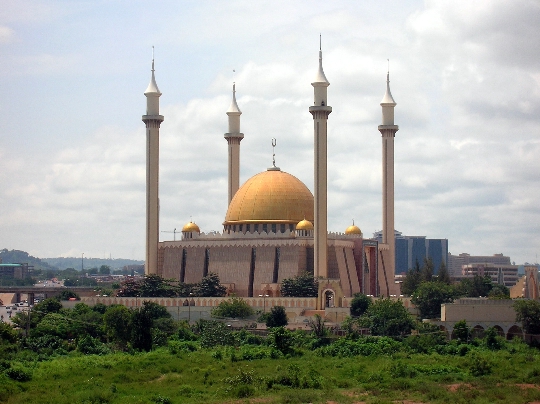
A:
[350, 293, 372, 317]
[467, 352, 493, 376]
[265, 306, 288, 328]
[5, 366, 32, 382]
[168, 340, 199, 354]
[211, 297, 254, 319]
[77, 335, 110, 355]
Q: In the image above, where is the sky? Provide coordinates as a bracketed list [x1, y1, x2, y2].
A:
[0, 0, 539, 265]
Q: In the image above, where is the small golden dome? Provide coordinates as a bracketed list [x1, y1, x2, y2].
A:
[224, 168, 314, 225]
[296, 219, 314, 231]
[345, 224, 362, 235]
[182, 221, 200, 233]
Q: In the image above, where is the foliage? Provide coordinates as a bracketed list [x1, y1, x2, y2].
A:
[401, 260, 422, 296]
[0, 322, 18, 344]
[436, 261, 451, 284]
[267, 326, 296, 355]
[132, 307, 153, 351]
[308, 314, 330, 339]
[280, 272, 318, 297]
[514, 299, 540, 335]
[194, 273, 227, 297]
[55, 290, 80, 301]
[211, 297, 254, 318]
[197, 320, 234, 348]
[316, 336, 401, 357]
[99, 265, 111, 275]
[265, 305, 288, 327]
[488, 284, 510, 299]
[102, 305, 132, 348]
[411, 281, 455, 319]
[350, 293, 372, 317]
[139, 274, 178, 297]
[452, 320, 471, 343]
[359, 298, 415, 337]
[457, 275, 493, 298]
[421, 257, 434, 283]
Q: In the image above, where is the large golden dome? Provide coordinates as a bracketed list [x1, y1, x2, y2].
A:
[224, 168, 314, 225]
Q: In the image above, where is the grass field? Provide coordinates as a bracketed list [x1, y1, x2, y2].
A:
[2, 339, 540, 404]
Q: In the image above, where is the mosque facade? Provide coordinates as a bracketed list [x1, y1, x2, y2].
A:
[143, 45, 399, 308]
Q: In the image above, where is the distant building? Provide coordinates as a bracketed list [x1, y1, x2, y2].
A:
[0, 263, 32, 279]
[461, 263, 519, 287]
[448, 253, 511, 278]
[373, 230, 448, 275]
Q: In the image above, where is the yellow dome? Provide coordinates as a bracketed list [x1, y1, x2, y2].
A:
[345, 224, 362, 235]
[182, 221, 200, 233]
[296, 219, 314, 231]
[224, 168, 314, 225]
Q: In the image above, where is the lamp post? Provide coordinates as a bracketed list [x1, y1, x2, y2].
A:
[81, 253, 84, 273]
[259, 293, 269, 313]
[188, 293, 193, 323]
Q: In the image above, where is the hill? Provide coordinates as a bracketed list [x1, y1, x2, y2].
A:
[0, 249, 59, 271]
[42, 257, 144, 271]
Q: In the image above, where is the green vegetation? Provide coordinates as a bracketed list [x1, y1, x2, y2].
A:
[116, 273, 226, 298]
[1, 304, 540, 403]
[280, 272, 318, 297]
[211, 297, 254, 319]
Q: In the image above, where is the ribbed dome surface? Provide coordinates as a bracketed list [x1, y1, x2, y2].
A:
[182, 221, 200, 233]
[224, 169, 314, 225]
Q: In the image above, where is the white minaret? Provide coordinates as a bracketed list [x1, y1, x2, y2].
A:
[309, 37, 331, 281]
[224, 83, 244, 205]
[142, 51, 164, 275]
[378, 67, 398, 293]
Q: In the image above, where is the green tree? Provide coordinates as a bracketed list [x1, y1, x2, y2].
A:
[452, 319, 470, 343]
[265, 306, 288, 327]
[131, 307, 153, 351]
[401, 260, 421, 296]
[103, 305, 132, 349]
[350, 293, 372, 317]
[421, 257, 434, 282]
[514, 299, 540, 335]
[56, 290, 80, 301]
[115, 277, 142, 297]
[280, 272, 318, 297]
[457, 275, 493, 297]
[411, 281, 455, 319]
[99, 265, 111, 275]
[194, 273, 226, 297]
[140, 274, 178, 297]
[488, 284, 510, 299]
[140, 301, 171, 320]
[436, 261, 451, 284]
[359, 298, 414, 337]
[211, 297, 254, 318]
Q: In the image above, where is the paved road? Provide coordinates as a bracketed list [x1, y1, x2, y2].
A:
[0, 303, 30, 324]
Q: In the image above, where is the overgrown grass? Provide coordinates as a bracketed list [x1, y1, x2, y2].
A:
[2, 339, 540, 404]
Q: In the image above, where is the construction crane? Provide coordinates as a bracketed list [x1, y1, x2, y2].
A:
[161, 228, 178, 241]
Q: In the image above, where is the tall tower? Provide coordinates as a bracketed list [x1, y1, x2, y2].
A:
[224, 83, 244, 205]
[309, 38, 331, 280]
[142, 53, 164, 275]
[378, 69, 398, 294]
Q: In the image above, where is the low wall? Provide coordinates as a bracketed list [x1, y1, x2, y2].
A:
[441, 298, 516, 322]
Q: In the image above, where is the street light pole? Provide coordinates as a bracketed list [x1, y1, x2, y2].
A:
[188, 293, 193, 323]
[259, 294, 269, 313]
[81, 253, 84, 272]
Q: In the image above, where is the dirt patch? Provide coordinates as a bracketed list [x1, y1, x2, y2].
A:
[447, 383, 472, 392]
[515, 384, 540, 390]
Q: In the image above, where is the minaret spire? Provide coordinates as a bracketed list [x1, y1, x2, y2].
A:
[224, 81, 244, 205]
[142, 48, 164, 275]
[309, 37, 332, 305]
[378, 64, 398, 296]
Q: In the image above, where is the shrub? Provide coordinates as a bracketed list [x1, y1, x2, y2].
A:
[5, 366, 32, 382]
[77, 335, 111, 355]
[211, 297, 254, 319]
[467, 352, 493, 376]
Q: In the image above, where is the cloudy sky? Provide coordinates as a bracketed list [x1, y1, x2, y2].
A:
[0, 0, 539, 265]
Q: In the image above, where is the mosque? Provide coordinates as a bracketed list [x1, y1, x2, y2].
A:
[141, 44, 400, 309]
